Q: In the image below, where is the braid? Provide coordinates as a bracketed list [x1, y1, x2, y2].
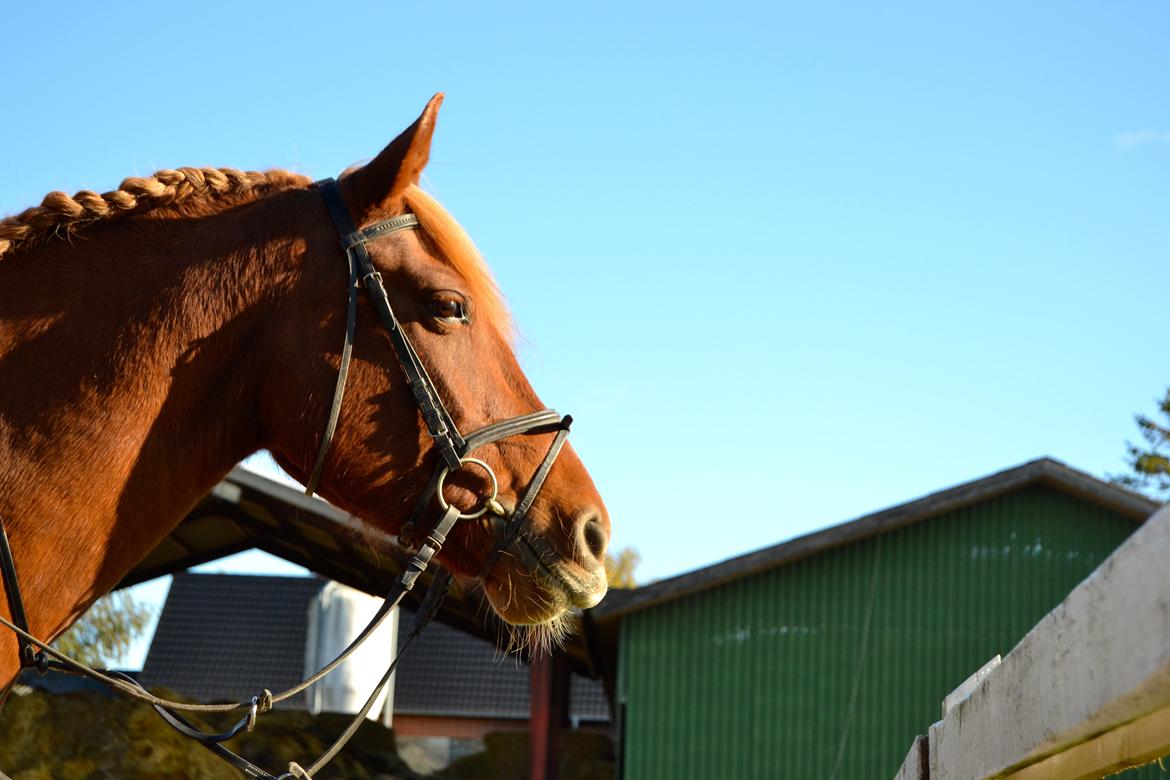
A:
[0, 167, 306, 255]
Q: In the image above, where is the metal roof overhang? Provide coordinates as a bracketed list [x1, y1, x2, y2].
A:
[118, 466, 599, 677]
[582, 457, 1162, 698]
[590, 458, 1160, 625]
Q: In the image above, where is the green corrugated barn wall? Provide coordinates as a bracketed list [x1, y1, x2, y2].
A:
[616, 485, 1160, 779]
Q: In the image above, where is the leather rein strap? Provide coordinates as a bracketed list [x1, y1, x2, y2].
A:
[0, 177, 577, 780]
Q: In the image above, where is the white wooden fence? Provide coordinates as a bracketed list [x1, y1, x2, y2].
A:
[895, 503, 1170, 779]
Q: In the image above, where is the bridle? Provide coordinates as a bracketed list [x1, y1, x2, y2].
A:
[306, 177, 573, 569]
[0, 177, 576, 779]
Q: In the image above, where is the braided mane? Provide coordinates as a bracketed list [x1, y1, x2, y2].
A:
[0, 167, 512, 339]
[0, 167, 310, 256]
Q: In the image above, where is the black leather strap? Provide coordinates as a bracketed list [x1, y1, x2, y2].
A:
[134, 549, 457, 779]
[286, 568, 454, 779]
[315, 178, 464, 473]
[311, 179, 576, 579]
[304, 224, 360, 496]
[461, 410, 563, 453]
[397, 412, 566, 550]
[0, 514, 42, 671]
[478, 417, 573, 580]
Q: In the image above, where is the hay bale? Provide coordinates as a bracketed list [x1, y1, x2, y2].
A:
[0, 689, 421, 780]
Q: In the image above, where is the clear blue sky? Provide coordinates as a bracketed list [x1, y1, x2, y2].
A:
[3, 2, 1168, 659]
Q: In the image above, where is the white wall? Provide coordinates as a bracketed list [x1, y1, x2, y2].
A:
[303, 581, 400, 725]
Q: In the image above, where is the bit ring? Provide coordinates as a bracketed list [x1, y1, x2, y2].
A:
[436, 457, 499, 520]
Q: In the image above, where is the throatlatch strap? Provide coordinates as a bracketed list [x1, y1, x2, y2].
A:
[314, 178, 464, 472]
[304, 225, 360, 497]
[305, 180, 427, 497]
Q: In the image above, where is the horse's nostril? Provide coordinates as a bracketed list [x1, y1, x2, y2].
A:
[581, 517, 608, 563]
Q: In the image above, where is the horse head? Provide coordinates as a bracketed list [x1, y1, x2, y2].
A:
[261, 95, 610, 630]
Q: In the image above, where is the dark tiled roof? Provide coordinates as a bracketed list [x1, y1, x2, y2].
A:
[395, 607, 609, 722]
[138, 573, 326, 709]
[140, 573, 609, 722]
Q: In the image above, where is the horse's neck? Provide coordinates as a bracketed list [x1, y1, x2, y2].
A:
[0, 204, 286, 679]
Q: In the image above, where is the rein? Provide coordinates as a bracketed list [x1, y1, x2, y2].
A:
[0, 177, 575, 779]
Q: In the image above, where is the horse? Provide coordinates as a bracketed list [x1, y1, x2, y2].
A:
[0, 94, 610, 691]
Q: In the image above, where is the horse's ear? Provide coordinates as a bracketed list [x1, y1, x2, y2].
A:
[342, 93, 444, 216]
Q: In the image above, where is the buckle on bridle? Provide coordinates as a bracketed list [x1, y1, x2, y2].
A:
[21, 645, 48, 674]
[397, 521, 419, 550]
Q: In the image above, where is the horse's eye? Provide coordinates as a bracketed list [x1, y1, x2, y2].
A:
[430, 295, 468, 323]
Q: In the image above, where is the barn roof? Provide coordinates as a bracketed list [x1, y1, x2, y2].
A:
[395, 608, 609, 721]
[590, 457, 1159, 623]
[119, 467, 599, 677]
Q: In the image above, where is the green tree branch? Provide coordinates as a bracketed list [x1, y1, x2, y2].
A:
[1113, 387, 1170, 501]
[52, 589, 154, 668]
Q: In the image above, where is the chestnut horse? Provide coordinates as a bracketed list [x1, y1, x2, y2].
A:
[0, 94, 610, 690]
